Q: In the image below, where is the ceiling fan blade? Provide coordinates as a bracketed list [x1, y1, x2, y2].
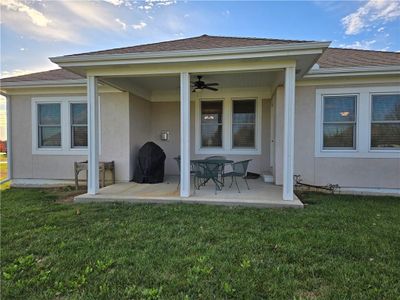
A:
[204, 86, 218, 91]
[205, 83, 219, 86]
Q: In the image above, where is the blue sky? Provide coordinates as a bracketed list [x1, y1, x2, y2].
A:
[1, 0, 400, 78]
[0, 0, 399, 140]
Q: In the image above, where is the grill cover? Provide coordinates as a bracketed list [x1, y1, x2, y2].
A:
[132, 142, 166, 183]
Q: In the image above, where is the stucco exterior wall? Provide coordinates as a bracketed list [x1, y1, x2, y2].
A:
[9, 82, 399, 189]
[274, 84, 400, 189]
[129, 93, 152, 179]
[11, 92, 131, 182]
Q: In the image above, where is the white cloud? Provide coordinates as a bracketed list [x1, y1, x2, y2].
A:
[0, 0, 83, 42]
[132, 21, 147, 30]
[1, 0, 51, 27]
[103, 0, 124, 5]
[19, 47, 25, 51]
[1, 68, 39, 78]
[138, 0, 177, 10]
[339, 40, 377, 50]
[377, 26, 385, 32]
[342, 0, 400, 35]
[60, 1, 120, 30]
[115, 18, 127, 30]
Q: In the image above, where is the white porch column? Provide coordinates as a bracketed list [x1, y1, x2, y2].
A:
[283, 66, 296, 200]
[180, 72, 191, 197]
[87, 76, 99, 195]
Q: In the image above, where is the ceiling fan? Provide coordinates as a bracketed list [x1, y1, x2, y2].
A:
[191, 75, 219, 92]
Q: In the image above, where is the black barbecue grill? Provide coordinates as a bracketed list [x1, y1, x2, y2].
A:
[132, 142, 166, 183]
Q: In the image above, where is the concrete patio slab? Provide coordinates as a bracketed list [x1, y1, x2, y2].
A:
[75, 176, 303, 208]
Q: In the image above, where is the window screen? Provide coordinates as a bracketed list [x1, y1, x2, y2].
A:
[232, 99, 256, 148]
[371, 94, 400, 149]
[322, 95, 357, 149]
[71, 103, 88, 148]
[38, 103, 61, 148]
[201, 101, 223, 147]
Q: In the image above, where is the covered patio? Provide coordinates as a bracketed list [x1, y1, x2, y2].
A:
[49, 39, 329, 205]
[75, 176, 303, 208]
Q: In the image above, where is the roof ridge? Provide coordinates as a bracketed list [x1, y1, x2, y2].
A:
[328, 47, 400, 54]
[203, 34, 315, 43]
[64, 34, 317, 57]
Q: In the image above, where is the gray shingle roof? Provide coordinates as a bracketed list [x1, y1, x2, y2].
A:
[1, 35, 399, 83]
[317, 48, 400, 68]
[64, 34, 315, 57]
[0, 68, 82, 83]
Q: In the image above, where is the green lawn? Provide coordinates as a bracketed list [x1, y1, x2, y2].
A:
[1, 188, 399, 299]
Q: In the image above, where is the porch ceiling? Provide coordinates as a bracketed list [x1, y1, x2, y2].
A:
[101, 70, 282, 99]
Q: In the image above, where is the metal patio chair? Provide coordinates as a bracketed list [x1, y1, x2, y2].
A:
[174, 156, 197, 191]
[205, 156, 226, 185]
[192, 160, 225, 194]
[205, 155, 226, 160]
[222, 159, 252, 193]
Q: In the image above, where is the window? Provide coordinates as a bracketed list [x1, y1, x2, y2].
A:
[371, 94, 400, 149]
[196, 97, 261, 154]
[322, 95, 357, 149]
[38, 103, 61, 148]
[315, 86, 400, 158]
[32, 97, 96, 155]
[201, 100, 223, 147]
[71, 103, 88, 148]
[232, 99, 256, 148]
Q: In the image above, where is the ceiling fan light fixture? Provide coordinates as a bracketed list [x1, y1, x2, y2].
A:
[192, 75, 219, 92]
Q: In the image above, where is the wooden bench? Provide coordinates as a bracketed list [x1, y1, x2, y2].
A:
[74, 161, 115, 190]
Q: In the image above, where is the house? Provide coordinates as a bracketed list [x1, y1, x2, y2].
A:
[1, 35, 399, 205]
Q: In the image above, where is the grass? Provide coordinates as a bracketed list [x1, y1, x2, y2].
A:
[1, 187, 399, 299]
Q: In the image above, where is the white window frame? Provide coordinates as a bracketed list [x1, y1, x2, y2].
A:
[320, 93, 359, 151]
[195, 97, 262, 155]
[315, 86, 400, 158]
[36, 101, 63, 150]
[69, 101, 88, 149]
[369, 92, 400, 152]
[32, 96, 101, 155]
[197, 98, 225, 151]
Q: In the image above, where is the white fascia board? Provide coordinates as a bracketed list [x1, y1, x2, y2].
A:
[50, 42, 331, 67]
[0, 79, 86, 88]
[305, 65, 400, 78]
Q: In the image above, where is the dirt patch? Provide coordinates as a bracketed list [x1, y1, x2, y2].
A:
[46, 187, 86, 204]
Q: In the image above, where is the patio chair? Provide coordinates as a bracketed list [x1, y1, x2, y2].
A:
[222, 159, 252, 193]
[205, 155, 226, 160]
[205, 155, 226, 185]
[173, 156, 197, 191]
[192, 160, 224, 194]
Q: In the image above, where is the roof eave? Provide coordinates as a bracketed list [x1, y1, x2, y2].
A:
[50, 41, 331, 66]
[0, 79, 86, 88]
[304, 65, 400, 78]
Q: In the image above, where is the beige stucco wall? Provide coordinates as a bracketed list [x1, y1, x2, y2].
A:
[274, 84, 400, 189]
[129, 93, 152, 179]
[11, 92, 131, 182]
[10, 82, 399, 189]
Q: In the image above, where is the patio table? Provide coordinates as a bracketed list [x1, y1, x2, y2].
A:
[190, 159, 233, 192]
